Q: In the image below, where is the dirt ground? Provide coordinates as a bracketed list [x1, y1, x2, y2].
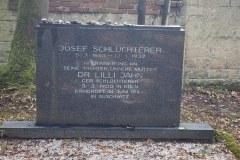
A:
[181, 87, 240, 146]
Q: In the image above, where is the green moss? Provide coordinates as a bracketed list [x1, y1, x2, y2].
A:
[0, 0, 39, 89]
[15, 113, 33, 121]
[0, 35, 35, 88]
[196, 87, 209, 94]
[185, 80, 240, 92]
[215, 130, 240, 160]
[0, 141, 7, 155]
[208, 97, 219, 104]
[0, 38, 36, 88]
[0, 112, 14, 118]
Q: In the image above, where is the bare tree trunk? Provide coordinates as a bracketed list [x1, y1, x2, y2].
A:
[39, 0, 49, 19]
[137, 0, 146, 25]
[161, 0, 171, 25]
[0, 0, 49, 88]
[15, 0, 49, 39]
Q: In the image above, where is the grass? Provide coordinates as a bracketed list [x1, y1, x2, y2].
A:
[215, 130, 240, 160]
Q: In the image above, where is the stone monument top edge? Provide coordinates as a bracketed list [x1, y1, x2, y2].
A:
[36, 23, 183, 31]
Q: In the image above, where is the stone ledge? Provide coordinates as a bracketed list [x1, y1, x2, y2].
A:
[1, 121, 214, 142]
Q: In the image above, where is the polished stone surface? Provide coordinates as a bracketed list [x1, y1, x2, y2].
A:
[36, 24, 185, 127]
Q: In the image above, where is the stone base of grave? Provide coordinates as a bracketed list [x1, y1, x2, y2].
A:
[1, 121, 214, 142]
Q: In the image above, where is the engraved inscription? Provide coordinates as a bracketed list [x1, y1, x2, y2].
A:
[59, 45, 162, 99]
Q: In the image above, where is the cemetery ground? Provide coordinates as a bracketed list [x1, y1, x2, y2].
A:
[0, 85, 239, 159]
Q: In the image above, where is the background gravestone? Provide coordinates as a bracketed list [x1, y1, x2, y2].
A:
[36, 24, 184, 127]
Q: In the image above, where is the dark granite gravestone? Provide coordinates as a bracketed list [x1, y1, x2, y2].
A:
[1, 23, 214, 141]
[36, 24, 184, 127]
